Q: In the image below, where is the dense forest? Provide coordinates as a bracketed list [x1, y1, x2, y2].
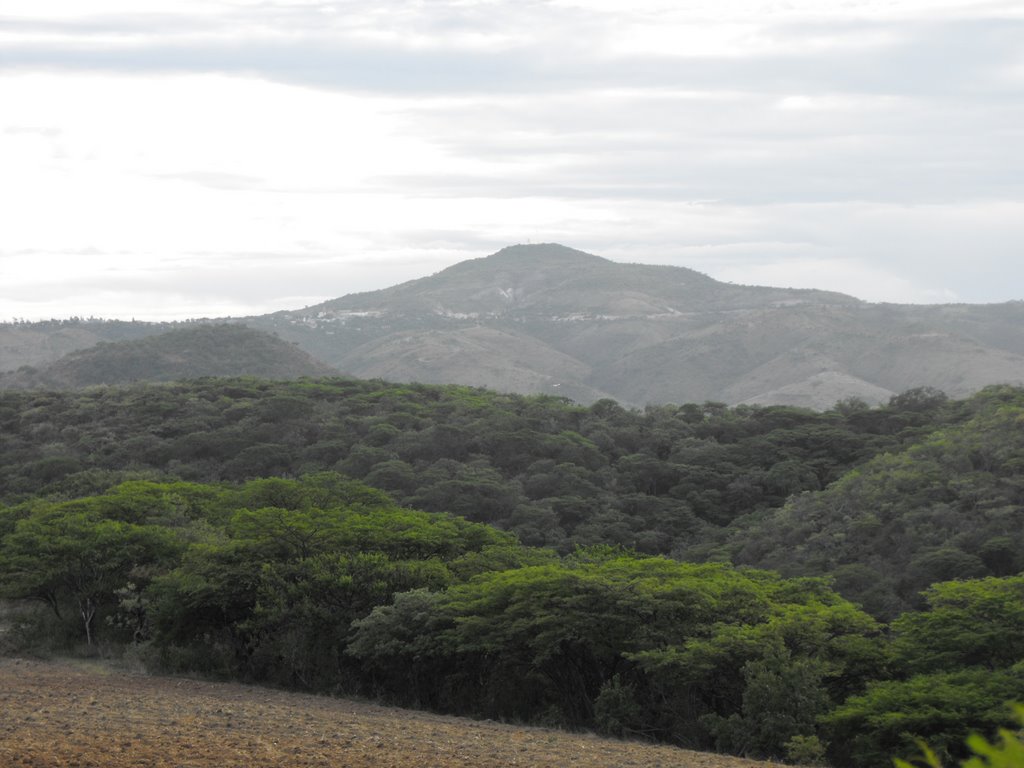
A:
[1, 379, 1022, 766]
[0, 324, 337, 389]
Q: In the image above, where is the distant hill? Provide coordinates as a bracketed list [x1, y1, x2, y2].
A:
[0, 319, 169, 372]
[0, 324, 337, 389]
[3, 244, 1023, 407]
[244, 244, 1024, 408]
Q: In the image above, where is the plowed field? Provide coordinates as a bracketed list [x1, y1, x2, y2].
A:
[0, 658, 785, 768]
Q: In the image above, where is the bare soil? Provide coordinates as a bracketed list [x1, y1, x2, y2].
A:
[0, 657, 786, 768]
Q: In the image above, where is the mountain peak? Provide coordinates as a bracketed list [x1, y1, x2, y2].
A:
[311, 243, 852, 319]
[484, 243, 610, 265]
[5, 244, 1024, 410]
[437, 243, 611, 279]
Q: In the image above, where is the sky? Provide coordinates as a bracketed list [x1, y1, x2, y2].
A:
[1, 0, 1022, 321]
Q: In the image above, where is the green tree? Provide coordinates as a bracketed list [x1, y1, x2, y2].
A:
[825, 669, 1024, 767]
[702, 644, 831, 757]
[892, 576, 1024, 674]
[0, 509, 180, 644]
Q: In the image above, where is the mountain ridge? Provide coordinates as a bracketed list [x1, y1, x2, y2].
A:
[243, 244, 1023, 408]
[0, 324, 337, 389]
[300, 243, 859, 320]
[3, 243, 1023, 408]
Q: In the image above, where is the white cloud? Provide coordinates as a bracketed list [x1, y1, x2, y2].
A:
[709, 257, 958, 304]
[0, 0, 1021, 319]
[775, 93, 902, 111]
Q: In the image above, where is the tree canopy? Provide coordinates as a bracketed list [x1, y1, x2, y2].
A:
[2, 380, 1023, 766]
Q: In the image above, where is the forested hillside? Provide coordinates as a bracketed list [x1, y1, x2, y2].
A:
[0, 317, 169, 371]
[244, 245, 1024, 408]
[716, 387, 1024, 618]
[0, 378, 975, 557]
[1, 379, 1022, 766]
[0, 324, 337, 389]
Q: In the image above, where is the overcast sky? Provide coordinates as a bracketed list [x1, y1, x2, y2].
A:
[2, 0, 1022, 320]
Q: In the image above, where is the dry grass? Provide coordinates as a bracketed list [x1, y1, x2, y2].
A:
[0, 657, 787, 768]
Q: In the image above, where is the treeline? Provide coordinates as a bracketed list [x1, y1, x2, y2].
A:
[2, 475, 1021, 766]
[0, 378, 968, 556]
[703, 385, 1024, 618]
[2, 379, 1020, 617]
[0, 325, 335, 389]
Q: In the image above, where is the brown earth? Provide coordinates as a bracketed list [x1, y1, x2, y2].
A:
[0, 657, 786, 768]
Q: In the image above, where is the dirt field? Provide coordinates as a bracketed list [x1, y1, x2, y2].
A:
[0, 657, 786, 768]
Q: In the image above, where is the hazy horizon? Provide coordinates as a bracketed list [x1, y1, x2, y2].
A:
[2, 1, 1023, 320]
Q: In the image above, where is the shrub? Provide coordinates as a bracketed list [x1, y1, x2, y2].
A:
[894, 704, 1024, 768]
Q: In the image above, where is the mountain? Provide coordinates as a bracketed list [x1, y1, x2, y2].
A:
[0, 319, 168, 372]
[3, 244, 1023, 407]
[0, 324, 336, 389]
[242, 244, 1024, 408]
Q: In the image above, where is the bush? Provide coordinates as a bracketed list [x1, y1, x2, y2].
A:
[894, 704, 1024, 768]
[826, 670, 1024, 767]
[594, 675, 643, 738]
[704, 645, 830, 759]
[0, 601, 76, 657]
[786, 734, 828, 765]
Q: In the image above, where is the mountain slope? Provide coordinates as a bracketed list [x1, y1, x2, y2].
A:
[0, 324, 337, 389]
[306, 243, 856, 318]
[4, 244, 1023, 408]
[712, 385, 1024, 618]
[246, 244, 1024, 408]
[0, 320, 169, 372]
